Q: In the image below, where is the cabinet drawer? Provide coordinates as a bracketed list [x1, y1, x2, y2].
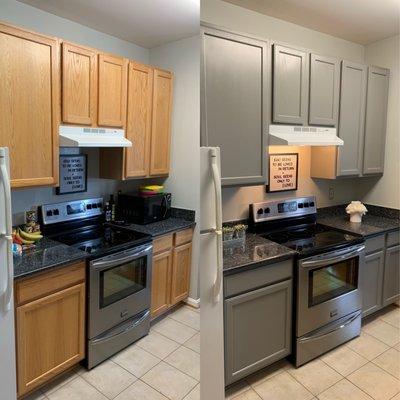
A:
[365, 235, 385, 254]
[153, 234, 173, 254]
[224, 260, 293, 298]
[15, 261, 86, 306]
[387, 231, 400, 247]
[174, 228, 193, 246]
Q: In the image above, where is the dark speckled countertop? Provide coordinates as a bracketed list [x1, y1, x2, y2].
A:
[223, 234, 296, 274]
[13, 238, 88, 279]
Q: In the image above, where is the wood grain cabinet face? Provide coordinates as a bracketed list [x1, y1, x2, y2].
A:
[363, 66, 390, 175]
[0, 24, 59, 188]
[383, 245, 400, 306]
[98, 54, 128, 127]
[62, 42, 97, 125]
[149, 69, 173, 176]
[309, 54, 340, 126]
[16, 283, 85, 396]
[151, 250, 172, 318]
[170, 242, 192, 306]
[125, 62, 153, 178]
[273, 44, 308, 124]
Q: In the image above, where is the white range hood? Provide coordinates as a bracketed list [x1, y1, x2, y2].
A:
[269, 125, 344, 146]
[59, 125, 132, 147]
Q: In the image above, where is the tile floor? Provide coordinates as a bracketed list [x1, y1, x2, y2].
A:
[25, 305, 200, 400]
[226, 304, 400, 400]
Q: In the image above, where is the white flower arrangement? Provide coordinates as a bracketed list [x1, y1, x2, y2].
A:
[346, 201, 368, 223]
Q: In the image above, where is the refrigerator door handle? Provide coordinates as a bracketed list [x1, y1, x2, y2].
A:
[4, 236, 13, 310]
[0, 162, 12, 236]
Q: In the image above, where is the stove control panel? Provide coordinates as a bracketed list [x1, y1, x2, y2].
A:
[250, 196, 317, 223]
[41, 198, 103, 225]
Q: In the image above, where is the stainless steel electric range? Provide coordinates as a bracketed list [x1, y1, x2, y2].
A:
[40, 198, 153, 369]
[249, 196, 365, 367]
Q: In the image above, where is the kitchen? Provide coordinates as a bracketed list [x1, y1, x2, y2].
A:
[199, 1, 400, 400]
[0, 1, 200, 400]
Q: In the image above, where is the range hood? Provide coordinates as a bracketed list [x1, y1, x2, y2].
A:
[269, 125, 343, 146]
[59, 125, 132, 147]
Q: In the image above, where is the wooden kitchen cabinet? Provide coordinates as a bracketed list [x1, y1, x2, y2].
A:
[62, 42, 97, 125]
[15, 261, 86, 397]
[171, 242, 192, 305]
[383, 244, 400, 306]
[0, 23, 60, 188]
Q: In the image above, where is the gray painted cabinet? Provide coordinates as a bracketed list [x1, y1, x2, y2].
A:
[201, 27, 269, 186]
[224, 279, 292, 385]
[363, 66, 390, 175]
[309, 54, 340, 126]
[383, 245, 400, 306]
[337, 61, 367, 177]
[272, 44, 308, 124]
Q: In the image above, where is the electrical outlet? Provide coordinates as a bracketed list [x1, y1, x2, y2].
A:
[329, 187, 334, 200]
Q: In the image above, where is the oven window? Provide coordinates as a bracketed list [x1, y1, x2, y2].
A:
[99, 257, 147, 308]
[308, 258, 358, 307]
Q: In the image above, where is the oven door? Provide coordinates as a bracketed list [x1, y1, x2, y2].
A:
[297, 244, 364, 337]
[89, 243, 152, 338]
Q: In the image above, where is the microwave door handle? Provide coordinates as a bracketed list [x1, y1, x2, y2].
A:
[161, 195, 168, 218]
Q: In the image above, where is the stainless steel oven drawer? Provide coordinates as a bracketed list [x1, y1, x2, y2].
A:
[295, 310, 361, 367]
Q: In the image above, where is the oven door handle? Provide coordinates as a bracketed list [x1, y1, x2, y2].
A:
[92, 245, 152, 271]
[300, 245, 365, 269]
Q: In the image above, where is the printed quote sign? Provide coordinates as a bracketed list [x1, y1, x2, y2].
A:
[57, 155, 87, 194]
[267, 153, 298, 192]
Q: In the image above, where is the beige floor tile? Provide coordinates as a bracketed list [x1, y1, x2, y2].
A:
[380, 306, 400, 329]
[287, 358, 342, 395]
[79, 360, 137, 399]
[152, 318, 197, 344]
[395, 343, 400, 351]
[231, 388, 262, 399]
[253, 371, 314, 400]
[225, 380, 251, 399]
[321, 346, 368, 376]
[373, 348, 400, 379]
[142, 361, 198, 400]
[246, 359, 290, 387]
[169, 306, 200, 330]
[183, 383, 200, 400]
[390, 393, 400, 400]
[184, 332, 200, 354]
[42, 369, 79, 396]
[318, 379, 373, 400]
[47, 376, 107, 400]
[347, 332, 390, 360]
[136, 330, 180, 359]
[348, 363, 400, 400]
[112, 345, 160, 378]
[114, 379, 168, 400]
[362, 319, 400, 347]
[165, 346, 200, 380]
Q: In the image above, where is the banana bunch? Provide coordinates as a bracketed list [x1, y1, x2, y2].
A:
[13, 227, 43, 245]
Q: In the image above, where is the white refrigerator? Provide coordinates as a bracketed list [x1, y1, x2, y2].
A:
[0, 147, 17, 400]
[199, 147, 225, 400]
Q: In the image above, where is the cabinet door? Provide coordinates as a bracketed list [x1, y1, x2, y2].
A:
[363, 66, 389, 175]
[0, 23, 60, 188]
[383, 245, 400, 306]
[151, 250, 172, 318]
[225, 280, 292, 385]
[273, 44, 308, 124]
[125, 62, 153, 178]
[337, 61, 367, 176]
[309, 54, 340, 126]
[16, 283, 85, 396]
[170, 242, 192, 306]
[360, 251, 384, 317]
[98, 54, 128, 127]
[201, 27, 269, 186]
[149, 69, 173, 176]
[62, 42, 97, 125]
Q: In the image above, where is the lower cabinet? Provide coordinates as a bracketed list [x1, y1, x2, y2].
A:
[383, 244, 400, 306]
[15, 261, 86, 397]
[151, 250, 173, 317]
[171, 242, 192, 305]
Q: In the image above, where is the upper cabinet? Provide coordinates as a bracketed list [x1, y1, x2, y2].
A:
[363, 66, 389, 175]
[309, 54, 340, 126]
[62, 42, 97, 125]
[273, 45, 308, 125]
[0, 23, 60, 188]
[201, 27, 269, 186]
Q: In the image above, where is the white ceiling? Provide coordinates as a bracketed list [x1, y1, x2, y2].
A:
[223, 0, 400, 45]
[17, 0, 200, 48]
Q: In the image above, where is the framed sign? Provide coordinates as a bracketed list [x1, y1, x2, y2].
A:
[267, 153, 298, 192]
[56, 154, 87, 195]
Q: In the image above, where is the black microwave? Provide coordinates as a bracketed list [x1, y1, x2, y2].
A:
[118, 193, 172, 225]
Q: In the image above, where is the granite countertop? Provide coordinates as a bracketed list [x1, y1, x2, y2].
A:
[223, 234, 296, 274]
[13, 238, 88, 279]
